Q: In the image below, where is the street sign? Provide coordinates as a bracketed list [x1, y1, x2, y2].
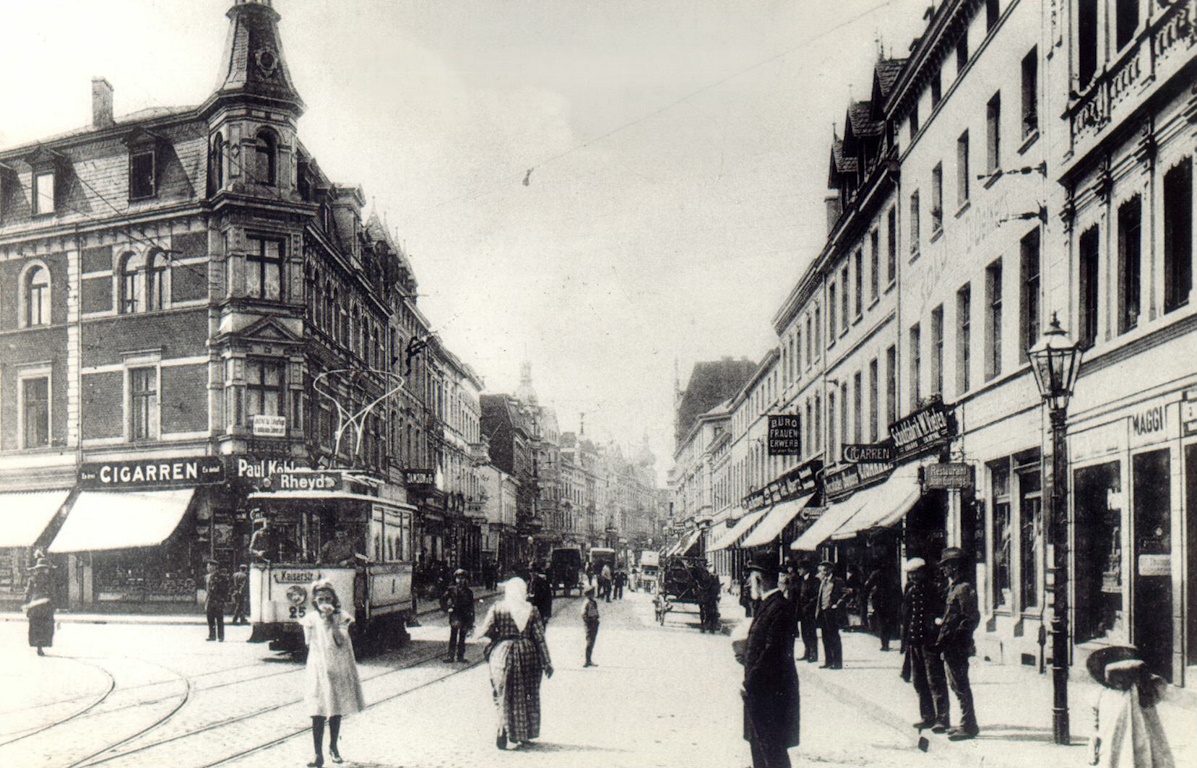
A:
[767, 415, 802, 456]
[841, 442, 894, 464]
[921, 463, 975, 490]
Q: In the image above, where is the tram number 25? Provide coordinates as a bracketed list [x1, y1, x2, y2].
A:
[289, 606, 306, 619]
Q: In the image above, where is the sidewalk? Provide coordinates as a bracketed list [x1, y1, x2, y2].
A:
[785, 627, 1196, 768]
[0, 586, 500, 626]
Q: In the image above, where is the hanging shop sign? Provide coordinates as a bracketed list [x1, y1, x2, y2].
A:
[80, 456, 226, 489]
[767, 415, 802, 456]
[889, 400, 957, 462]
[823, 460, 892, 500]
[741, 458, 822, 511]
[404, 469, 436, 488]
[921, 463, 975, 490]
[841, 441, 894, 464]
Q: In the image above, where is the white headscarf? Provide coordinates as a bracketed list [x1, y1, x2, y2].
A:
[502, 577, 533, 632]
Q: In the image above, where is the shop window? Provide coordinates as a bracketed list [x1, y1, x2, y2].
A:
[985, 260, 1002, 381]
[957, 284, 971, 394]
[1021, 47, 1038, 139]
[1017, 461, 1042, 611]
[1074, 462, 1123, 643]
[909, 323, 921, 409]
[1115, 0, 1139, 50]
[1133, 449, 1173, 681]
[957, 132, 970, 207]
[991, 463, 1012, 609]
[1079, 227, 1100, 348]
[21, 375, 51, 449]
[1163, 158, 1192, 313]
[1020, 228, 1041, 363]
[986, 92, 1001, 174]
[33, 170, 55, 215]
[21, 263, 51, 327]
[931, 305, 944, 397]
[1078, 0, 1099, 88]
[129, 149, 156, 200]
[246, 236, 284, 301]
[1117, 196, 1142, 334]
[246, 360, 285, 420]
[931, 163, 943, 234]
[129, 366, 158, 441]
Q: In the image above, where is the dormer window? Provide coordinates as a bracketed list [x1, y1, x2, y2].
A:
[33, 170, 55, 215]
[129, 149, 156, 199]
[255, 129, 278, 186]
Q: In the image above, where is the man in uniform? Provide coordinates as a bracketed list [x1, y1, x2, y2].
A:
[814, 561, 847, 669]
[203, 559, 229, 642]
[901, 557, 949, 732]
[737, 552, 800, 768]
[936, 547, 980, 740]
[319, 527, 357, 566]
[440, 568, 475, 662]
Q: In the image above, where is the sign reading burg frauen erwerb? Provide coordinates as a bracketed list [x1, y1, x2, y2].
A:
[767, 415, 802, 456]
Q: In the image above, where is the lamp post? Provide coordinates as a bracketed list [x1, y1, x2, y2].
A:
[1027, 313, 1083, 746]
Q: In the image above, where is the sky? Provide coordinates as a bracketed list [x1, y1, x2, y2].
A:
[0, 0, 931, 482]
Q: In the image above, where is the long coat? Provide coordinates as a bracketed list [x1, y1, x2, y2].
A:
[743, 590, 801, 748]
[936, 580, 979, 655]
[24, 570, 55, 648]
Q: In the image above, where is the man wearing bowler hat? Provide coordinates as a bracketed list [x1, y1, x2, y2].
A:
[936, 547, 980, 740]
[815, 560, 847, 669]
[739, 552, 800, 768]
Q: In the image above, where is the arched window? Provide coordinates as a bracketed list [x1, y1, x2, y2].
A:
[146, 251, 167, 311]
[22, 264, 51, 327]
[209, 134, 225, 194]
[255, 129, 277, 186]
[120, 252, 146, 313]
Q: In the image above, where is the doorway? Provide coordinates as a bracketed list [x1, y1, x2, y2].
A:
[1132, 449, 1173, 682]
[1074, 461, 1122, 644]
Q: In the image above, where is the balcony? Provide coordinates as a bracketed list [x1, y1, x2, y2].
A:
[1068, 0, 1196, 151]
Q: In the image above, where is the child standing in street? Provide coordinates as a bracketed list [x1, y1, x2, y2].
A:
[302, 580, 365, 767]
[582, 584, 600, 667]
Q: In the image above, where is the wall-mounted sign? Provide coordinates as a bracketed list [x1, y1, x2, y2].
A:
[921, 463, 975, 490]
[1137, 553, 1171, 577]
[252, 414, 287, 437]
[824, 461, 891, 500]
[767, 415, 802, 456]
[1128, 397, 1174, 449]
[842, 442, 894, 464]
[233, 456, 306, 485]
[404, 469, 436, 488]
[741, 459, 822, 511]
[889, 400, 957, 462]
[80, 456, 226, 489]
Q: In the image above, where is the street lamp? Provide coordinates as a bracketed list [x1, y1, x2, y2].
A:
[1027, 313, 1083, 746]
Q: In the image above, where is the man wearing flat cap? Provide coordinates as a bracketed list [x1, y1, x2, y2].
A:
[935, 547, 980, 740]
[739, 553, 800, 768]
[901, 557, 949, 732]
[440, 568, 475, 662]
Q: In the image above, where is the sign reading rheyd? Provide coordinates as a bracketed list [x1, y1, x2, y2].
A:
[889, 400, 957, 462]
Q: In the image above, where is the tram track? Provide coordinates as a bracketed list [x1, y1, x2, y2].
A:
[72, 644, 475, 768]
[0, 658, 116, 749]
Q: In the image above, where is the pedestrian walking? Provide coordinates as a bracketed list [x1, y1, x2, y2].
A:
[613, 568, 626, 599]
[703, 565, 722, 633]
[736, 552, 800, 768]
[901, 557, 950, 733]
[23, 557, 55, 656]
[795, 560, 819, 663]
[582, 584, 600, 667]
[203, 559, 229, 642]
[814, 561, 847, 669]
[1086, 646, 1174, 768]
[864, 561, 900, 651]
[935, 547, 980, 740]
[301, 580, 365, 767]
[528, 561, 553, 624]
[746, 564, 765, 617]
[231, 564, 249, 625]
[440, 568, 475, 662]
[477, 577, 554, 750]
[599, 563, 613, 602]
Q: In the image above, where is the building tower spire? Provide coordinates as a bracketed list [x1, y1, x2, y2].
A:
[207, 0, 305, 116]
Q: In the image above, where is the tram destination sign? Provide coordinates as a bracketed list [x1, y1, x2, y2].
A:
[767, 415, 802, 456]
[889, 400, 957, 462]
[80, 457, 226, 489]
[267, 471, 342, 492]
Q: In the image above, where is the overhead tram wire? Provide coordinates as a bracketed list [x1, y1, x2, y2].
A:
[416, 0, 898, 215]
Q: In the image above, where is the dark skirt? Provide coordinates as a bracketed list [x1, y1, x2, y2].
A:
[28, 604, 54, 648]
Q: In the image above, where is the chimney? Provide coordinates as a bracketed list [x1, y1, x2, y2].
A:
[92, 78, 114, 129]
[824, 193, 843, 235]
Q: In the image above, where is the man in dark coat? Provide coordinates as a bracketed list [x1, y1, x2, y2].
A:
[901, 557, 950, 732]
[230, 564, 249, 625]
[795, 560, 819, 663]
[814, 561, 847, 669]
[738, 552, 800, 768]
[203, 559, 229, 642]
[936, 547, 981, 740]
[440, 568, 475, 662]
[528, 562, 554, 624]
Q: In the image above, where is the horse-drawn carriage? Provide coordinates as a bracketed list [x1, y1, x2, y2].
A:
[653, 556, 718, 630]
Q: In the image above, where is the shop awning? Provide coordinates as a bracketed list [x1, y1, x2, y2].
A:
[48, 489, 195, 553]
[665, 528, 703, 557]
[830, 464, 923, 540]
[0, 490, 71, 547]
[708, 509, 767, 552]
[791, 491, 870, 551]
[739, 493, 817, 549]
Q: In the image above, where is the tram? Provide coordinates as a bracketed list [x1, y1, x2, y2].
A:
[245, 471, 416, 653]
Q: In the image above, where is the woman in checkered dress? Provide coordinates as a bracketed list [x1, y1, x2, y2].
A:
[478, 577, 554, 750]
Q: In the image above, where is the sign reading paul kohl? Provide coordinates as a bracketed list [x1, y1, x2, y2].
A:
[888, 400, 957, 462]
[80, 457, 226, 489]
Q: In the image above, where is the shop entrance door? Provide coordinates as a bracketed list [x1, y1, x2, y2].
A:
[1074, 462, 1123, 643]
[1132, 449, 1173, 682]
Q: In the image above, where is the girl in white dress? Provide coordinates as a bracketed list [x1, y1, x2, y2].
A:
[302, 580, 365, 767]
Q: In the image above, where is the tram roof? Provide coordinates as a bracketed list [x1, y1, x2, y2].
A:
[248, 490, 417, 511]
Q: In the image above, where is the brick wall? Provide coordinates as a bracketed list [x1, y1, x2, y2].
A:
[81, 308, 208, 367]
[0, 251, 69, 331]
[82, 370, 123, 439]
[0, 329, 69, 451]
[161, 364, 208, 434]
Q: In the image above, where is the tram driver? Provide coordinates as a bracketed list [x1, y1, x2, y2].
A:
[319, 527, 361, 567]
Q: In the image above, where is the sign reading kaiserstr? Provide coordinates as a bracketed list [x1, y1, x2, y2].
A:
[767, 415, 802, 456]
[80, 457, 226, 488]
[889, 400, 957, 461]
[741, 458, 822, 511]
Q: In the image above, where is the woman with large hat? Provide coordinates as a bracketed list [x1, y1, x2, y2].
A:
[1086, 646, 1174, 768]
[23, 557, 56, 656]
